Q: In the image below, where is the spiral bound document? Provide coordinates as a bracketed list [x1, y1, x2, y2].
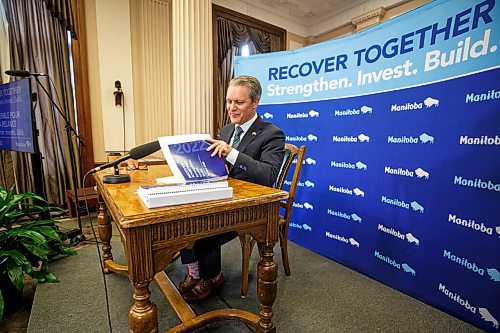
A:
[158, 134, 228, 184]
[137, 181, 233, 208]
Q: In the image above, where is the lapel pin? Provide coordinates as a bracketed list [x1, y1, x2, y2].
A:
[251, 132, 257, 136]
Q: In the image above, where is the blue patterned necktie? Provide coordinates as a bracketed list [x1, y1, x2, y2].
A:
[232, 126, 244, 149]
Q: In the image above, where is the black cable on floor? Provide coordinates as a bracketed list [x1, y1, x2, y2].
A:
[81, 171, 113, 333]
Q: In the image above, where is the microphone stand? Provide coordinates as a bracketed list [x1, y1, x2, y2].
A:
[33, 75, 86, 244]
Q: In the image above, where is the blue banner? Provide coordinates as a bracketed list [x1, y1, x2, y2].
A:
[235, 0, 499, 331]
[0, 79, 34, 154]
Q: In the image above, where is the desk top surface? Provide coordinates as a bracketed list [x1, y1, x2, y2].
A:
[94, 165, 288, 228]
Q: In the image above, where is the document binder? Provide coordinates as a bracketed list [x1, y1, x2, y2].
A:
[158, 134, 228, 184]
[137, 181, 233, 208]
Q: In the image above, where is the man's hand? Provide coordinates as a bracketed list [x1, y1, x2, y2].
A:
[206, 138, 232, 158]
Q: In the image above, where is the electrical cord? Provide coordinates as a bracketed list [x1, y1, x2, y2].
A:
[81, 171, 113, 333]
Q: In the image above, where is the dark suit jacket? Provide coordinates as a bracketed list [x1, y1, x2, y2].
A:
[179, 116, 285, 274]
[220, 116, 285, 188]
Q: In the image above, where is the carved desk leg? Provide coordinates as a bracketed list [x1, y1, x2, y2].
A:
[256, 242, 277, 333]
[129, 281, 158, 333]
[128, 228, 158, 333]
[97, 193, 113, 273]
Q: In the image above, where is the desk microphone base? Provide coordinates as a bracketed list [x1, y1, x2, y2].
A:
[103, 174, 131, 184]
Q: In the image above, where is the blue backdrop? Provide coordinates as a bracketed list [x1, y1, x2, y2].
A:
[234, 0, 499, 331]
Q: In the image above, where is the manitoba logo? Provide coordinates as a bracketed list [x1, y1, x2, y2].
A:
[381, 195, 424, 213]
[391, 101, 423, 112]
[307, 134, 318, 141]
[373, 251, 416, 276]
[262, 112, 273, 119]
[286, 134, 317, 142]
[448, 213, 494, 236]
[443, 249, 487, 277]
[465, 89, 500, 103]
[424, 97, 439, 108]
[334, 105, 373, 117]
[326, 209, 362, 223]
[325, 232, 359, 247]
[459, 135, 500, 145]
[391, 97, 439, 112]
[308, 109, 320, 117]
[384, 166, 429, 179]
[293, 202, 314, 210]
[438, 283, 500, 328]
[304, 157, 316, 165]
[286, 109, 320, 119]
[420, 133, 434, 143]
[329, 185, 364, 197]
[438, 283, 477, 315]
[454, 176, 500, 192]
[387, 133, 434, 144]
[293, 156, 316, 165]
[289, 222, 312, 231]
[330, 161, 355, 169]
[285, 179, 315, 188]
[332, 134, 370, 143]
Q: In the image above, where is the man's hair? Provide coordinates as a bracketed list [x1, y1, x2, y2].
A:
[229, 75, 262, 102]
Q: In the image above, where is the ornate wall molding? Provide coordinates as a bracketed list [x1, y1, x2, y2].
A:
[351, 7, 386, 32]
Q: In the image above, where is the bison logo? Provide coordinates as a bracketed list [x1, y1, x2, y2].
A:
[308, 110, 320, 117]
[360, 105, 373, 113]
[358, 134, 370, 142]
[305, 157, 316, 165]
[307, 134, 318, 141]
[410, 201, 424, 213]
[355, 161, 367, 170]
[351, 213, 362, 223]
[423, 97, 439, 108]
[353, 188, 365, 197]
[303, 224, 312, 231]
[348, 238, 360, 247]
[402, 263, 416, 276]
[414, 168, 429, 179]
[419, 133, 434, 144]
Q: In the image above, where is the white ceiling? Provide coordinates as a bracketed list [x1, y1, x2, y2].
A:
[216, 0, 409, 36]
[256, 0, 371, 27]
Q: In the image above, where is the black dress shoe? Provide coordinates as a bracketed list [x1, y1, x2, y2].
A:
[178, 274, 202, 295]
[183, 273, 225, 302]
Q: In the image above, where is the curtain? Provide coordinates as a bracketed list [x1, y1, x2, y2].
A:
[216, 17, 282, 134]
[0, 0, 80, 205]
[0, 0, 9, 83]
[41, 0, 76, 38]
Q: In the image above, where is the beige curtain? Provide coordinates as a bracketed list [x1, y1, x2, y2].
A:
[41, 0, 76, 37]
[215, 17, 282, 134]
[0, 0, 80, 205]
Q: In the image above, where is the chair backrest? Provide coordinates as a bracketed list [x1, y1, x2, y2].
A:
[275, 143, 306, 221]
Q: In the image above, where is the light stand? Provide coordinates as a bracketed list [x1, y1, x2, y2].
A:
[29, 89, 50, 220]
[33, 75, 86, 243]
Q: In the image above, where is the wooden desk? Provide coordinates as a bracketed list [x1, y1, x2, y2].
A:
[94, 165, 288, 333]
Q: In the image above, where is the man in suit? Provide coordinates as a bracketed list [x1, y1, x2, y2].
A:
[179, 75, 285, 302]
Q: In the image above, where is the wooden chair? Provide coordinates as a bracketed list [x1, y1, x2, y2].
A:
[239, 143, 306, 297]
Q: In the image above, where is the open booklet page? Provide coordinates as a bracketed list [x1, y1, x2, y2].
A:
[158, 134, 228, 184]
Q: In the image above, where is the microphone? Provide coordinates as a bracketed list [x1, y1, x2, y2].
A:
[90, 140, 161, 173]
[5, 70, 47, 77]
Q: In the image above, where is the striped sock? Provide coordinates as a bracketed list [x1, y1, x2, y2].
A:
[187, 262, 200, 279]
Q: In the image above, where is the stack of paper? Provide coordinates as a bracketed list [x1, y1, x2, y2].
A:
[137, 134, 232, 208]
[137, 181, 233, 208]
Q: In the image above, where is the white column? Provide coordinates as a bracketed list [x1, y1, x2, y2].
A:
[172, 0, 213, 135]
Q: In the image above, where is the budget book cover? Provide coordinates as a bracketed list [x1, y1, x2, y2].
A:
[159, 134, 228, 184]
